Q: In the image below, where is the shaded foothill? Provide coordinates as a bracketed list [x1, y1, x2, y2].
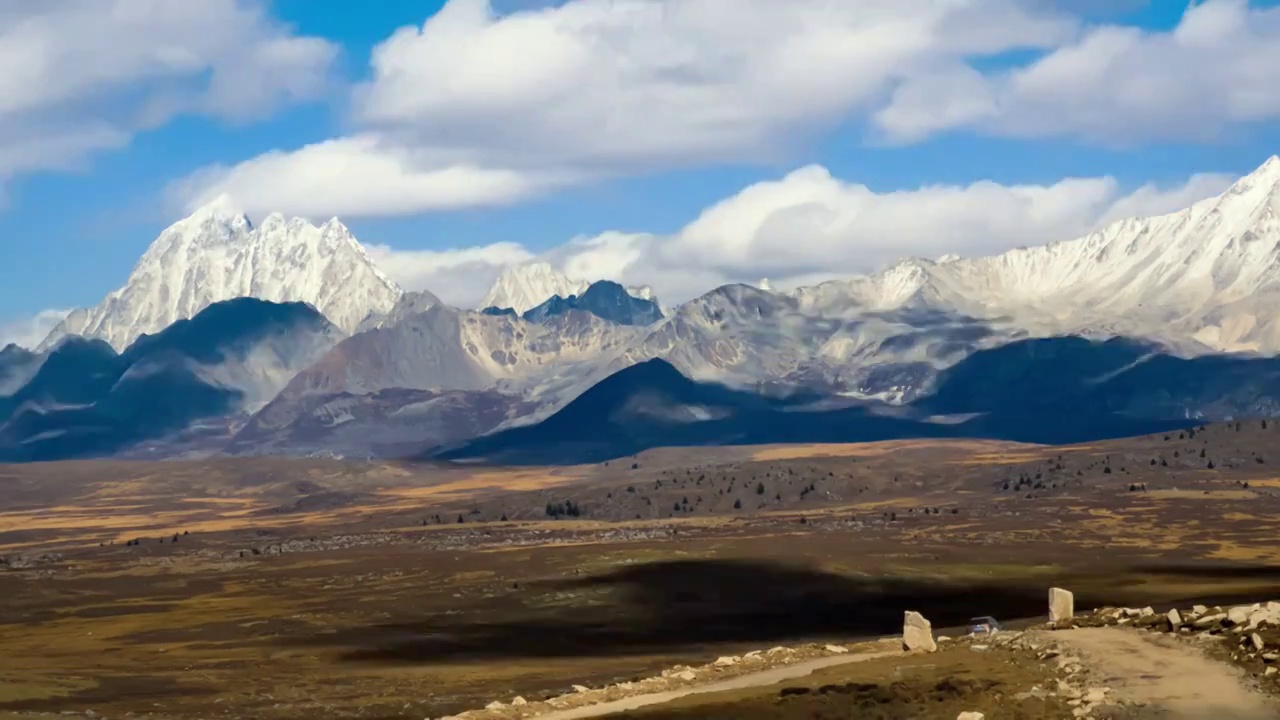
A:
[284, 559, 1280, 665]
[0, 298, 335, 462]
[433, 342, 1231, 465]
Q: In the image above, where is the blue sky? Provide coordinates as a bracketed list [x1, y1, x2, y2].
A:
[2, 0, 1280, 347]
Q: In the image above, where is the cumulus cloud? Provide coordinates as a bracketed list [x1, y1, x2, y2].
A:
[172, 0, 1280, 219]
[0, 308, 71, 350]
[365, 241, 534, 308]
[0, 0, 337, 192]
[876, 0, 1280, 143]
[171, 135, 574, 218]
[173, 0, 1078, 216]
[362, 165, 1241, 308]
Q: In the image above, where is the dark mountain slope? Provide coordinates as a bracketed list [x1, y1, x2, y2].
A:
[0, 298, 339, 462]
[435, 335, 1271, 465]
[522, 281, 663, 326]
[434, 359, 952, 465]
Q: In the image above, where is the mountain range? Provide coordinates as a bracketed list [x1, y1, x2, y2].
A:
[437, 343, 1224, 466]
[4, 156, 1280, 463]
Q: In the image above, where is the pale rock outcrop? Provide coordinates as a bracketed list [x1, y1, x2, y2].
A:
[903, 611, 938, 652]
[1049, 587, 1074, 623]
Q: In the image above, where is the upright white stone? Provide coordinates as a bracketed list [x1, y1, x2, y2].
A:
[903, 611, 937, 652]
[1049, 587, 1074, 623]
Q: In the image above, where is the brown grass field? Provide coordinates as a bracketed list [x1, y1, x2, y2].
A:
[4, 421, 1280, 718]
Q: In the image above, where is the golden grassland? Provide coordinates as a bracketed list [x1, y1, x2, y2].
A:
[6, 423, 1280, 717]
[748, 438, 1032, 462]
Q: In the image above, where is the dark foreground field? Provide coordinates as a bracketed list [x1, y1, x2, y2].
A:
[4, 421, 1280, 719]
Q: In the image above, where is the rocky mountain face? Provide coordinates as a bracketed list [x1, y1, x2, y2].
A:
[522, 281, 664, 326]
[439, 336, 1280, 465]
[0, 299, 342, 462]
[228, 304, 647, 457]
[40, 197, 401, 352]
[355, 290, 445, 333]
[608, 284, 1003, 405]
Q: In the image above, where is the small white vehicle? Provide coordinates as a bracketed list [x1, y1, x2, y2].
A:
[968, 616, 1003, 634]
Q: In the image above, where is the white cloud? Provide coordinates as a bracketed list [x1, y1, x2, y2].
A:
[0, 309, 71, 350]
[365, 241, 534, 308]
[174, 0, 1079, 216]
[172, 135, 572, 218]
[876, 0, 1280, 143]
[0, 0, 337, 191]
[354, 0, 1072, 171]
[515, 167, 1238, 304]
[1098, 172, 1237, 225]
[364, 165, 1239, 308]
[172, 0, 1280, 219]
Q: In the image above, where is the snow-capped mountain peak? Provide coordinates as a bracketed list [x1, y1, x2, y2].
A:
[789, 154, 1280, 352]
[480, 262, 662, 314]
[40, 204, 402, 351]
[480, 262, 588, 314]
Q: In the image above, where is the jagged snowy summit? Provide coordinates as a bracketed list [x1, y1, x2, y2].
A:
[41, 196, 402, 351]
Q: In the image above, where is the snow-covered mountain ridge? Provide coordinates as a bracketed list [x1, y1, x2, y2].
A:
[41, 197, 402, 352]
[790, 155, 1280, 353]
[11, 156, 1280, 461]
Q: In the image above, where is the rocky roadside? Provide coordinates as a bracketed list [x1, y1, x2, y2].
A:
[959, 628, 1116, 719]
[1055, 599, 1280, 693]
[429, 640, 898, 720]
[430, 593, 1280, 720]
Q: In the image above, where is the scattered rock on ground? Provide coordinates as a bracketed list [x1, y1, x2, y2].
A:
[1194, 613, 1227, 629]
[903, 610, 938, 652]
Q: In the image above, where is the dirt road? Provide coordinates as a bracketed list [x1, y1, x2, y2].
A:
[532, 649, 902, 720]
[1054, 627, 1278, 719]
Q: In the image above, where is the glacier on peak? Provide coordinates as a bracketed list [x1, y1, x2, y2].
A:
[40, 199, 402, 352]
